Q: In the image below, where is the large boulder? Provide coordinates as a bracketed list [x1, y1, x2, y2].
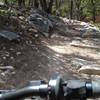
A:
[26, 8, 63, 37]
[26, 8, 66, 37]
[27, 13, 53, 37]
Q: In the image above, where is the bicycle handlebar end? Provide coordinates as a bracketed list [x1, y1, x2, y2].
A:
[92, 81, 100, 98]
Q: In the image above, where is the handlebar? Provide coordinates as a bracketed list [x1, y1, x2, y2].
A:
[0, 77, 100, 100]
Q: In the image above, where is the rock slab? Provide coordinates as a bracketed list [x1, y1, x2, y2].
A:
[79, 65, 100, 75]
[0, 30, 19, 40]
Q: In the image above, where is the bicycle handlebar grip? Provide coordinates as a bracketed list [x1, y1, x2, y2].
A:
[0, 85, 48, 100]
[92, 81, 100, 98]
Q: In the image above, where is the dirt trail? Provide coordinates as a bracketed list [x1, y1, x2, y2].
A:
[0, 35, 100, 89]
[4, 38, 79, 88]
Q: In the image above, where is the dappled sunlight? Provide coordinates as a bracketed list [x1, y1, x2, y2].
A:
[47, 44, 100, 60]
[47, 45, 68, 54]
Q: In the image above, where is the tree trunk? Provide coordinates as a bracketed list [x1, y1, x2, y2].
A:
[47, 0, 54, 13]
[34, 0, 39, 8]
[70, 0, 73, 19]
[28, 0, 31, 6]
[18, 0, 22, 7]
[55, 0, 58, 8]
[4, 0, 9, 5]
[22, 0, 25, 6]
[91, 0, 96, 23]
[39, 0, 48, 12]
[18, 0, 25, 7]
[28, 0, 34, 6]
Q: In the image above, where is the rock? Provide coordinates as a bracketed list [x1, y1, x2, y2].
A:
[19, 16, 25, 20]
[81, 22, 100, 31]
[11, 71, 16, 75]
[71, 58, 91, 69]
[10, 57, 14, 60]
[16, 52, 21, 56]
[73, 37, 82, 41]
[35, 34, 39, 37]
[2, 57, 6, 60]
[0, 30, 19, 41]
[0, 66, 14, 71]
[90, 75, 100, 81]
[0, 2, 5, 8]
[10, 56, 14, 60]
[79, 22, 100, 38]
[26, 8, 59, 37]
[66, 29, 82, 37]
[82, 29, 100, 38]
[29, 40, 32, 44]
[1, 72, 6, 77]
[79, 65, 100, 75]
[70, 40, 82, 45]
[42, 32, 49, 37]
[21, 25, 26, 30]
[27, 13, 53, 37]
[5, 54, 10, 57]
[0, 2, 4, 6]
[61, 19, 100, 38]
[70, 40, 100, 49]
[28, 28, 38, 33]
[10, 48, 14, 51]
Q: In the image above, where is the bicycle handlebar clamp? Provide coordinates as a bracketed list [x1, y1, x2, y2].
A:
[49, 77, 64, 100]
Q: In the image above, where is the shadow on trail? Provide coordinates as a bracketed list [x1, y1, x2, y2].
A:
[5, 44, 77, 88]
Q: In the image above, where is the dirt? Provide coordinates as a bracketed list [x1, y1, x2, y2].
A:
[0, 32, 100, 89]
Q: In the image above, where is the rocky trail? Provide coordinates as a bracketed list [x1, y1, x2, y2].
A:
[0, 8, 100, 89]
[0, 35, 100, 89]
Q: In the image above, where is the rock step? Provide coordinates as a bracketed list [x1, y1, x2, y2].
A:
[79, 65, 100, 75]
